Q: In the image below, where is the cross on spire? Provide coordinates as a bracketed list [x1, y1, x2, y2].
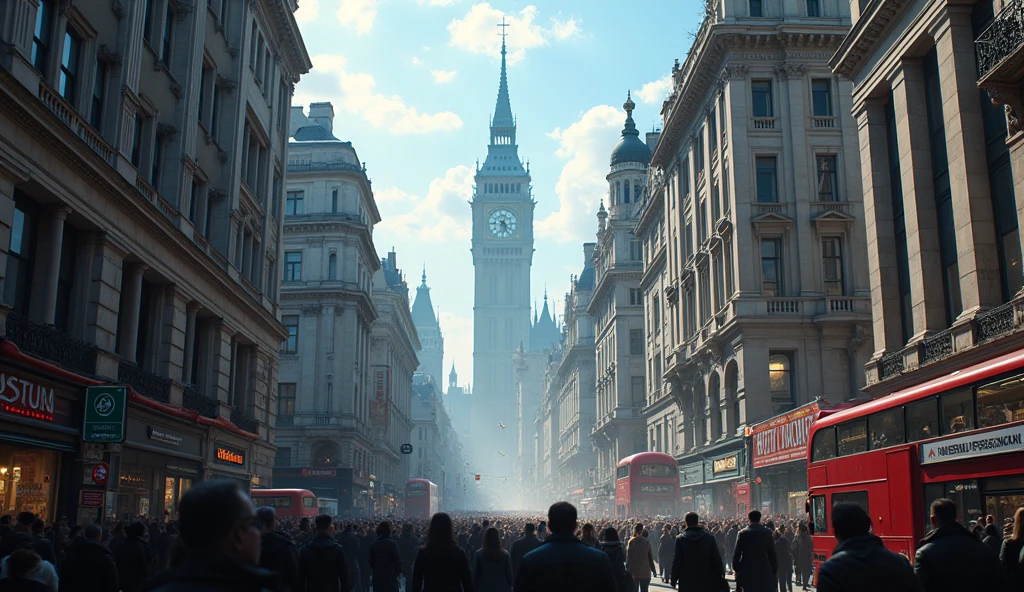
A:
[498, 16, 509, 49]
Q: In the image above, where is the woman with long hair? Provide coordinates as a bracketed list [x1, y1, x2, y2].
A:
[580, 523, 600, 549]
[411, 513, 474, 592]
[473, 527, 512, 592]
[601, 527, 632, 592]
[1001, 508, 1024, 585]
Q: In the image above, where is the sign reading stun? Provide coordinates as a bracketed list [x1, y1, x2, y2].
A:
[920, 424, 1024, 465]
[750, 402, 820, 469]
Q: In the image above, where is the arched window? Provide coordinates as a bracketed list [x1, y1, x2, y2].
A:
[313, 443, 340, 467]
[769, 353, 794, 412]
[328, 253, 337, 280]
[625, 180, 631, 203]
[616, 182, 621, 204]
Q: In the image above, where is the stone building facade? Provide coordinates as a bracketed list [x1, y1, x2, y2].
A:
[513, 345, 546, 508]
[411, 371, 469, 511]
[646, 0, 872, 515]
[0, 0, 309, 520]
[831, 0, 1024, 395]
[275, 105, 383, 513]
[411, 270, 444, 387]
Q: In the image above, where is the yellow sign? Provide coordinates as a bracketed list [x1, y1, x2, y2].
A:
[713, 455, 738, 474]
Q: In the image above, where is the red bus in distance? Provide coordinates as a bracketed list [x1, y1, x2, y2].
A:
[806, 347, 1024, 579]
[251, 489, 318, 518]
[405, 479, 439, 518]
[615, 452, 679, 517]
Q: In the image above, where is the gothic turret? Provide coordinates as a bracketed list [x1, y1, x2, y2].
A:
[411, 267, 444, 386]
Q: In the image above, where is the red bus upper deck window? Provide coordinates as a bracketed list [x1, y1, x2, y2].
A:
[639, 464, 676, 478]
[837, 419, 867, 456]
[868, 407, 905, 450]
[811, 428, 835, 462]
[907, 398, 939, 442]
[940, 387, 975, 435]
[978, 372, 1024, 428]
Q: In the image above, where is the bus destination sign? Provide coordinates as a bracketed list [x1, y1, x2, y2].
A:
[920, 424, 1024, 465]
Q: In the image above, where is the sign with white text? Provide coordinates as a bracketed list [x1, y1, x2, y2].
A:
[920, 424, 1024, 465]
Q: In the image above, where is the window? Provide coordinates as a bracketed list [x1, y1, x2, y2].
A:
[639, 464, 676, 478]
[630, 329, 643, 355]
[755, 157, 778, 203]
[906, 398, 939, 442]
[822, 238, 843, 296]
[832, 491, 869, 514]
[629, 289, 643, 306]
[283, 252, 302, 282]
[811, 427, 836, 462]
[811, 495, 827, 534]
[161, 3, 174, 65]
[761, 239, 782, 296]
[151, 130, 164, 187]
[286, 190, 304, 216]
[681, 158, 691, 196]
[4, 195, 37, 314]
[143, 0, 156, 43]
[652, 295, 661, 334]
[32, 0, 53, 73]
[837, 419, 867, 456]
[751, 81, 773, 117]
[768, 353, 792, 406]
[616, 465, 629, 479]
[816, 155, 839, 201]
[806, 0, 821, 16]
[131, 113, 145, 168]
[694, 127, 705, 174]
[90, 59, 106, 129]
[886, 97, 914, 344]
[868, 407, 905, 450]
[278, 383, 296, 417]
[629, 239, 643, 261]
[978, 373, 1024, 428]
[631, 376, 645, 404]
[281, 316, 298, 353]
[331, 188, 338, 213]
[941, 388, 974, 435]
[750, 0, 763, 17]
[59, 29, 80, 103]
[812, 79, 832, 116]
[328, 254, 337, 280]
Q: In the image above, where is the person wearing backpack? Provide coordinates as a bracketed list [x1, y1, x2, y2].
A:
[669, 512, 726, 592]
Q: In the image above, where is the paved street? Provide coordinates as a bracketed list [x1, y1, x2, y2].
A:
[648, 575, 816, 591]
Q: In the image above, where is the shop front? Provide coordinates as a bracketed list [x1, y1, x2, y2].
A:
[678, 460, 704, 515]
[0, 362, 83, 522]
[704, 448, 746, 517]
[271, 467, 354, 514]
[749, 402, 819, 517]
[115, 411, 204, 521]
[207, 438, 253, 491]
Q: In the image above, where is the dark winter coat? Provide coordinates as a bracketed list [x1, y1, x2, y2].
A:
[297, 535, 348, 592]
[0, 579, 51, 592]
[509, 535, 542, 579]
[774, 535, 793, 576]
[600, 541, 631, 592]
[657, 533, 674, 566]
[368, 535, 402, 592]
[114, 535, 153, 592]
[513, 534, 617, 592]
[142, 554, 278, 592]
[29, 537, 54, 567]
[0, 533, 49, 565]
[1002, 537, 1024, 586]
[358, 533, 373, 586]
[668, 527, 724, 592]
[259, 531, 299, 592]
[914, 523, 1007, 592]
[816, 534, 920, 592]
[731, 523, 777, 592]
[334, 531, 361, 590]
[397, 533, 419, 583]
[793, 532, 812, 573]
[724, 527, 738, 559]
[467, 530, 483, 559]
[985, 525, 1005, 555]
[58, 539, 118, 592]
[410, 545, 474, 592]
[472, 549, 512, 592]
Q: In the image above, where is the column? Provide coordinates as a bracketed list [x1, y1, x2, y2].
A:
[156, 286, 187, 380]
[890, 59, 946, 338]
[181, 302, 200, 383]
[117, 263, 147, 363]
[32, 206, 69, 325]
[932, 6, 1001, 313]
[80, 234, 124, 351]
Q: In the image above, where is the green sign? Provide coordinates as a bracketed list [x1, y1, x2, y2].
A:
[83, 386, 127, 443]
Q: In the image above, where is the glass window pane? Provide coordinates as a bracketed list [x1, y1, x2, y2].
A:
[941, 387, 975, 435]
[811, 427, 836, 462]
[812, 495, 827, 534]
[837, 418, 868, 456]
[977, 372, 1024, 428]
[832, 490, 869, 514]
[868, 407, 905, 450]
[907, 399, 939, 442]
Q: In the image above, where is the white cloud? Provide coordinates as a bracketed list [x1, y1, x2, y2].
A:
[294, 55, 463, 134]
[537, 105, 623, 242]
[337, 0, 378, 34]
[376, 165, 474, 242]
[636, 74, 672, 105]
[439, 311, 473, 386]
[447, 3, 581, 64]
[431, 69, 458, 84]
[417, 0, 455, 5]
[295, 0, 319, 24]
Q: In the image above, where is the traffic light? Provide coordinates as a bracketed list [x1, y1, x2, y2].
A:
[475, 474, 481, 481]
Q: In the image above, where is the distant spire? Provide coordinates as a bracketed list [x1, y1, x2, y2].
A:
[622, 91, 638, 138]
[421, 263, 427, 286]
[492, 17, 514, 130]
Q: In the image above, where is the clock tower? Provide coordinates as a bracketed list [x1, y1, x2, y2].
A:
[470, 31, 534, 478]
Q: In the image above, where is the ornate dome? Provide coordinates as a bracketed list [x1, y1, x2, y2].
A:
[610, 92, 651, 166]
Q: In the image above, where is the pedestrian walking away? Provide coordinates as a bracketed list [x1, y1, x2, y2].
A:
[472, 527, 512, 592]
[57, 524, 117, 592]
[510, 523, 542, 580]
[914, 498, 1007, 592]
[410, 513, 474, 592]
[296, 514, 348, 592]
[668, 512, 725, 592]
[774, 525, 794, 592]
[397, 523, 419, 588]
[368, 522, 402, 592]
[792, 523, 813, 591]
[625, 523, 657, 592]
[513, 502, 617, 592]
[815, 502, 919, 592]
[257, 507, 300, 592]
[113, 522, 152, 592]
[0, 550, 54, 592]
[599, 527, 632, 592]
[732, 510, 777, 592]
[657, 526, 673, 584]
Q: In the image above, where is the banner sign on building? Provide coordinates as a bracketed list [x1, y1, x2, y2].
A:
[82, 386, 127, 443]
[371, 366, 390, 427]
[679, 461, 704, 487]
[750, 401, 820, 469]
[920, 424, 1024, 465]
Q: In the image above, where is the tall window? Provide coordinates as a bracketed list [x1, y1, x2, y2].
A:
[750, 0, 763, 17]
[59, 29, 81, 103]
[629, 288, 643, 306]
[699, 267, 711, 322]
[713, 253, 724, 311]
[328, 253, 337, 280]
[286, 190, 304, 216]
[624, 180, 631, 203]
[886, 97, 914, 344]
[816, 155, 838, 201]
[630, 239, 643, 261]
[151, 131, 164, 187]
[761, 238, 782, 296]
[143, 0, 156, 43]
[131, 113, 146, 168]
[684, 219, 693, 259]
[812, 79, 833, 116]
[90, 59, 107, 129]
[278, 383, 296, 417]
[755, 157, 778, 203]
[283, 252, 302, 282]
[694, 127, 705, 174]
[4, 195, 37, 314]
[652, 295, 661, 334]
[630, 329, 643, 355]
[751, 81, 773, 117]
[161, 4, 174, 65]
[32, 0, 53, 73]
[331, 188, 338, 213]
[822, 238, 843, 296]
[281, 317, 298, 354]
[807, 0, 821, 17]
[769, 353, 794, 410]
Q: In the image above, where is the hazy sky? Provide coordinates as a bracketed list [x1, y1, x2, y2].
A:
[293, 0, 700, 387]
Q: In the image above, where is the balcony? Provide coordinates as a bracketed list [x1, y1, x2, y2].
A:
[751, 203, 789, 218]
[135, 177, 177, 224]
[811, 116, 837, 129]
[751, 117, 777, 130]
[182, 386, 219, 418]
[37, 82, 116, 166]
[118, 360, 171, 403]
[5, 313, 97, 376]
[976, 1, 1024, 82]
[231, 408, 260, 433]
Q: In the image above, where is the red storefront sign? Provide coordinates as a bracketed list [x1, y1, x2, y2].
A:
[0, 371, 56, 421]
[749, 402, 820, 469]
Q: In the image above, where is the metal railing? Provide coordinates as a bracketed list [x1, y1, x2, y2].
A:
[118, 360, 171, 403]
[977, 301, 1018, 343]
[38, 82, 116, 165]
[879, 350, 905, 381]
[182, 386, 219, 418]
[976, 0, 1024, 79]
[5, 313, 98, 376]
[922, 329, 955, 365]
[231, 408, 260, 433]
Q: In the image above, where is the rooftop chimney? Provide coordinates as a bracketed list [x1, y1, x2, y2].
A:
[308, 102, 335, 134]
[387, 250, 397, 272]
[583, 242, 597, 264]
[646, 130, 662, 151]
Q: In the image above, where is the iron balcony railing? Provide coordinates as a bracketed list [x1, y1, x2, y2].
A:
[118, 360, 171, 403]
[5, 313, 98, 376]
[182, 386, 219, 418]
[976, 0, 1024, 79]
[231, 408, 260, 433]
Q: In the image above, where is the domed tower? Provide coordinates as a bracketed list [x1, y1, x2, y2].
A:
[607, 92, 651, 219]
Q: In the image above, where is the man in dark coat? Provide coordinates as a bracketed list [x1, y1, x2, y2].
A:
[914, 498, 1007, 592]
[358, 526, 374, 592]
[115, 521, 153, 592]
[514, 502, 618, 592]
[367, 522, 402, 592]
[669, 512, 724, 592]
[256, 506, 300, 592]
[58, 524, 118, 592]
[296, 514, 348, 592]
[724, 523, 738, 575]
[510, 523, 543, 579]
[775, 525, 794, 592]
[732, 510, 777, 592]
[816, 502, 919, 592]
[396, 523, 418, 586]
[334, 524, 362, 592]
[142, 479, 276, 592]
[467, 523, 483, 558]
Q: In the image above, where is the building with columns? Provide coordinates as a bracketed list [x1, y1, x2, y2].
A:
[411, 269, 444, 387]
[830, 0, 1024, 398]
[645, 0, 872, 516]
[411, 371, 471, 511]
[590, 96, 655, 503]
[274, 104, 383, 514]
[0, 0, 308, 521]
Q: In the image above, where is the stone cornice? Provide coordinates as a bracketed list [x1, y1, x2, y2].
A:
[830, 0, 915, 79]
[258, 0, 313, 79]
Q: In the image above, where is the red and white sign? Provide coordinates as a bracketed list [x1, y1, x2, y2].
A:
[0, 372, 55, 421]
[91, 463, 109, 486]
[750, 402, 820, 469]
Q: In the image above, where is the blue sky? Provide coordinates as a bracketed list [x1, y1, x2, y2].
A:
[292, 0, 699, 387]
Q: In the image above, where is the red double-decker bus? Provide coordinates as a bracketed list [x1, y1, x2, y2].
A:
[615, 452, 679, 517]
[405, 479, 439, 519]
[807, 347, 1024, 574]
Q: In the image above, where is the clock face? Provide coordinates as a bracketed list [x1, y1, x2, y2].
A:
[488, 208, 518, 238]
